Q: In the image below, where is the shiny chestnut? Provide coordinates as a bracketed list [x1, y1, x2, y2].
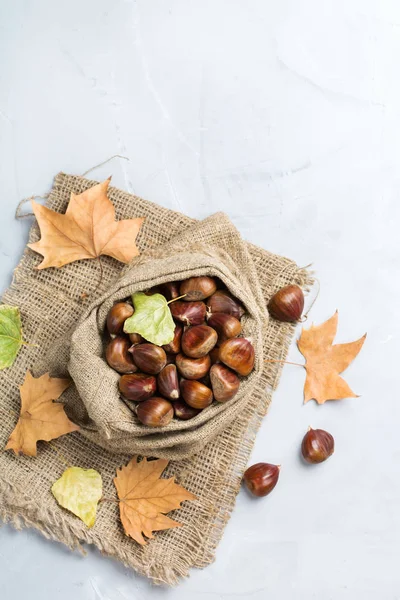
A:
[180, 276, 217, 301]
[157, 364, 180, 400]
[170, 301, 206, 326]
[119, 373, 157, 402]
[130, 343, 167, 375]
[176, 353, 211, 380]
[206, 291, 245, 320]
[180, 379, 213, 409]
[136, 397, 174, 427]
[106, 302, 134, 335]
[219, 337, 255, 376]
[301, 428, 334, 464]
[173, 399, 202, 420]
[207, 313, 241, 343]
[105, 336, 137, 374]
[268, 284, 304, 322]
[210, 364, 240, 402]
[243, 463, 280, 497]
[181, 325, 218, 358]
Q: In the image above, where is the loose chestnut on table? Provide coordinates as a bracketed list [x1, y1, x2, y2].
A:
[243, 463, 280, 497]
[268, 284, 304, 322]
[301, 427, 334, 464]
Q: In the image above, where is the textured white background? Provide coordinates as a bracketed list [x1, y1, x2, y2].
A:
[0, 1, 399, 598]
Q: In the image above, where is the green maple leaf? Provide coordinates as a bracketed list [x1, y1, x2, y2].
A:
[51, 466, 103, 527]
[0, 305, 25, 369]
[123, 292, 175, 346]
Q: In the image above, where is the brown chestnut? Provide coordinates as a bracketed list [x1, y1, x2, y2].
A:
[243, 463, 280, 497]
[173, 399, 202, 420]
[301, 427, 334, 464]
[105, 336, 137, 374]
[157, 364, 180, 400]
[180, 379, 213, 409]
[181, 325, 218, 358]
[210, 364, 240, 402]
[119, 373, 157, 402]
[219, 338, 255, 376]
[180, 276, 217, 301]
[136, 397, 174, 427]
[128, 332, 143, 345]
[162, 324, 183, 354]
[170, 301, 206, 326]
[176, 353, 211, 380]
[106, 302, 134, 335]
[130, 343, 167, 375]
[207, 313, 241, 343]
[206, 290, 245, 320]
[159, 281, 181, 300]
[268, 284, 304, 322]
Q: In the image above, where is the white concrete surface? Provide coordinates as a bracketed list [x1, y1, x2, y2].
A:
[0, 1, 399, 598]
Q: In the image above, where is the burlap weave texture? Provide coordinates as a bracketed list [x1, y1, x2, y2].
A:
[0, 173, 310, 584]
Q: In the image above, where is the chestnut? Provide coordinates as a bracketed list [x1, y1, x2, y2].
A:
[180, 379, 213, 409]
[136, 397, 174, 427]
[162, 324, 183, 354]
[157, 364, 180, 400]
[268, 284, 304, 322]
[301, 427, 334, 464]
[180, 276, 217, 301]
[207, 313, 241, 343]
[128, 332, 143, 345]
[159, 281, 181, 301]
[119, 373, 156, 402]
[243, 463, 280, 497]
[170, 300, 206, 326]
[181, 325, 218, 358]
[210, 364, 240, 402]
[105, 336, 137, 374]
[206, 290, 245, 320]
[219, 337, 255, 376]
[176, 353, 211, 380]
[106, 302, 134, 335]
[173, 399, 202, 420]
[130, 343, 167, 375]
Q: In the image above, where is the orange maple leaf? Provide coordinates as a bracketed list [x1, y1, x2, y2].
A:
[114, 456, 197, 545]
[297, 311, 366, 404]
[5, 371, 79, 456]
[28, 178, 144, 269]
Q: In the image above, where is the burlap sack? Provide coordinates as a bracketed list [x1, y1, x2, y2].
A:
[50, 214, 267, 459]
[0, 173, 311, 585]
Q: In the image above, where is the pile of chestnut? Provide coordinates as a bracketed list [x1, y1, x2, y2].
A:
[104, 276, 255, 427]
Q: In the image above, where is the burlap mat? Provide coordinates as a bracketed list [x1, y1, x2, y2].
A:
[0, 173, 311, 585]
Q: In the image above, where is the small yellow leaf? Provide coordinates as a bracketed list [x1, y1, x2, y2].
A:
[51, 466, 103, 527]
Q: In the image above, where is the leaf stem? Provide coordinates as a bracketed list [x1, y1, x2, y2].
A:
[92, 256, 104, 295]
[167, 294, 187, 304]
[264, 359, 305, 367]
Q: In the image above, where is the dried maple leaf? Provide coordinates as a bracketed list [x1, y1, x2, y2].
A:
[297, 311, 366, 404]
[28, 178, 144, 269]
[114, 456, 197, 545]
[5, 371, 79, 456]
